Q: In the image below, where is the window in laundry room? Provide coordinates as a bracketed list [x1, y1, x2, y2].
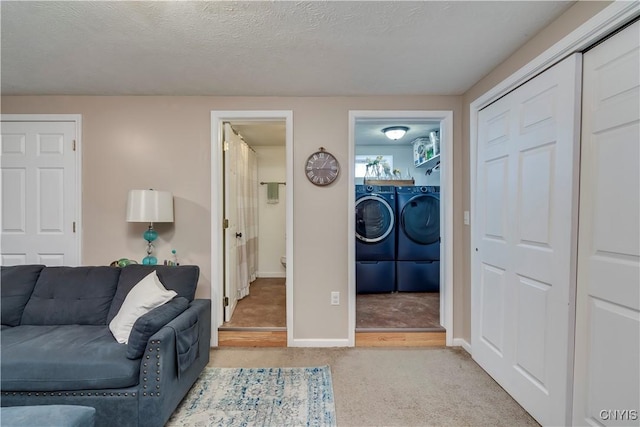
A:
[355, 155, 394, 179]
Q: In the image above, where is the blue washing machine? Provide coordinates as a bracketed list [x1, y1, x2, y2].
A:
[355, 185, 396, 261]
[395, 186, 440, 292]
[355, 185, 396, 293]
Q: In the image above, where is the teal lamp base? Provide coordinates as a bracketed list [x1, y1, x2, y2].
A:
[142, 256, 158, 265]
[142, 224, 158, 265]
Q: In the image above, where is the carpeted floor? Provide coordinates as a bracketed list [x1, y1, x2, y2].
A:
[222, 279, 442, 330]
[208, 347, 540, 427]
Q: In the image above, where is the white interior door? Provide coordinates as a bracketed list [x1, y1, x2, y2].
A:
[473, 54, 581, 426]
[573, 21, 640, 426]
[223, 123, 239, 322]
[1, 120, 78, 266]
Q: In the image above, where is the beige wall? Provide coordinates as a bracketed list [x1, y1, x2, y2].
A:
[1, 95, 463, 340]
[1, 0, 611, 344]
[458, 1, 612, 341]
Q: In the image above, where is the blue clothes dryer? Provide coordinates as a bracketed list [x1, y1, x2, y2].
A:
[355, 185, 396, 293]
[395, 186, 440, 292]
[355, 185, 396, 261]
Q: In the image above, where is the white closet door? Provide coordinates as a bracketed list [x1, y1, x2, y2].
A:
[473, 54, 581, 426]
[1, 120, 78, 266]
[573, 20, 640, 426]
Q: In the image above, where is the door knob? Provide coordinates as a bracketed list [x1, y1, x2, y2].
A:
[236, 232, 243, 238]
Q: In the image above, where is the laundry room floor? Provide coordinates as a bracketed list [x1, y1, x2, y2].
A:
[356, 292, 442, 330]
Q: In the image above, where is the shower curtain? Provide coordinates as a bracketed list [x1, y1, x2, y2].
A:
[236, 139, 258, 299]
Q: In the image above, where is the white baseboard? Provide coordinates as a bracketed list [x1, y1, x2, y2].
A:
[290, 338, 350, 347]
[256, 272, 286, 278]
[452, 338, 471, 354]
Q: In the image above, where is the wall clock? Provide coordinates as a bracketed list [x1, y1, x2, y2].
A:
[305, 147, 340, 186]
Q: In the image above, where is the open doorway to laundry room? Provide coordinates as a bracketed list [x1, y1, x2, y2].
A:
[211, 111, 293, 347]
[349, 111, 453, 346]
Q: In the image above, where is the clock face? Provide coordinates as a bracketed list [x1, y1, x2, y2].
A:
[305, 150, 340, 186]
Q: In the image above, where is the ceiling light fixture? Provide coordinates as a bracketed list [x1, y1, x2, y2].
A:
[382, 126, 409, 140]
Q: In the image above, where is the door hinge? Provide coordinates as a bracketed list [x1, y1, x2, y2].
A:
[223, 141, 229, 151]
[223, 218, 229, 229]
[223, 297, 229, 307]
[72, 140, 76, 151]
[73, 222, 76, 233]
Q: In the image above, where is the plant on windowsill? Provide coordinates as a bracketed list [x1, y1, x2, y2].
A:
[364, 156, 392, 180]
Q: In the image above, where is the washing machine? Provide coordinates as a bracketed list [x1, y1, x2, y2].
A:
[395, 186, 440, 292]
[355, 185, 396, 293]
[355, 185, 396, 261]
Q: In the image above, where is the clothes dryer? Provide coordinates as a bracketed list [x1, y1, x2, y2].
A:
[395, 186, 440, 292]
[355, 185, 396, 293]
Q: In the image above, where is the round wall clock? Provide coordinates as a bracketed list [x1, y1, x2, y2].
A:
[305, 147, 340, 186]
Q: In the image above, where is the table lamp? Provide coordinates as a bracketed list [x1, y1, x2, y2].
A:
[126, 189, 174, 265]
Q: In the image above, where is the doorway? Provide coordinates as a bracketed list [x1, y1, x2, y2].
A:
[348, 111, 454, 346]
[210, 111, 293, 347]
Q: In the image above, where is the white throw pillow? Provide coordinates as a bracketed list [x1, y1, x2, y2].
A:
[109, 270, 177, 344]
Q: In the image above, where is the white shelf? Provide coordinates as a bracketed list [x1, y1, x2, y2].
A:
[412, 136, 440, 169]
[417, 153, 440, 171]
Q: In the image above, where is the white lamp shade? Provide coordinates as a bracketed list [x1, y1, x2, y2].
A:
[126, 189, 174, 223]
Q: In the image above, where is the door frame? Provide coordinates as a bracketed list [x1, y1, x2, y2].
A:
[348, 110, 454, 346]
[210, 110, 293, 347]
[0, 114, 83, 266]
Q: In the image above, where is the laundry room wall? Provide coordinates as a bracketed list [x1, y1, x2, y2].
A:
[355, 145, 440, 186]
[255, 145, 286, 278]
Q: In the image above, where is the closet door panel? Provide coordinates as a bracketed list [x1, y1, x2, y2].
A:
[573, 20, 640, 426]
[473, 53, 581, 426]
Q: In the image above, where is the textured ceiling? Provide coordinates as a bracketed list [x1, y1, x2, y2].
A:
[1, 1, 574, 96]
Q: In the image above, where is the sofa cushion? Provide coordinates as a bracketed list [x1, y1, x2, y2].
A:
[1, 265, 44, 326]
[0, 325, 139, 391]
[107, 265, 199, 323]
[0, 405, 95, 427]
[127, 296, 189, 359]
[109, 270, 177, 344]
[21, 267, 120, 325]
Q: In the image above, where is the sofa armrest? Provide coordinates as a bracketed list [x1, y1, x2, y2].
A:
[146, 299, 211, 377]
[136, 299, 211, 427]
[127, 297, 190, 359]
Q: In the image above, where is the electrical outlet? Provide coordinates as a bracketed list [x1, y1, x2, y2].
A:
[331, 291, 340, 305]
[464, 210, 470, 225]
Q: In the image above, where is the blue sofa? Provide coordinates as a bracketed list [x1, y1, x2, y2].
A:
[1, 264, 211, 427]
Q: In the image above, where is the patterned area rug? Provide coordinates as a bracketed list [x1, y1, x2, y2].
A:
[166, 366, 336, 427]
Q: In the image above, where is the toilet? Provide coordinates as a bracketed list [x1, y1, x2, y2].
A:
[280, 255, 286, 268]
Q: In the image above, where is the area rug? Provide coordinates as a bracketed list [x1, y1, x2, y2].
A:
[166, 366, 337, 427]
